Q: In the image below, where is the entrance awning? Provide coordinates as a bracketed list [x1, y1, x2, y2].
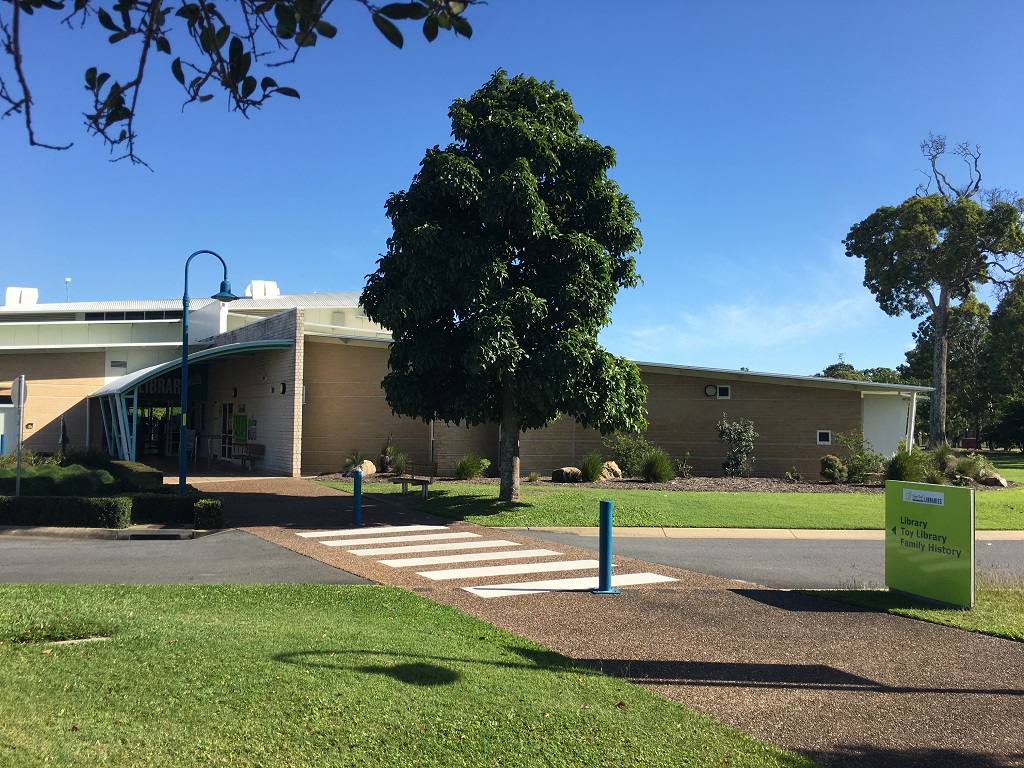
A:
[90, 340, 294, 460]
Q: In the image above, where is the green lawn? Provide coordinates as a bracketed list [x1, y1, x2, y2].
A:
[322, 478, 1024, 530]
[0, 584, 812, 768]
[810, 574, 1024, 642]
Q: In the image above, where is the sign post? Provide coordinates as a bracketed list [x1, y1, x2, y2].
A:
[11, 375, 26, 497]
[885, 481, 975, 608]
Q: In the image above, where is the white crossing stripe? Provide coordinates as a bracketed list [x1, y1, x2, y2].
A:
[418, 559, 603, 581]
[322, 532, 480, 548]
[378, 548, 561, 568]
[350, 539, 522, 556]
[464, 572, 678, 598]
[297, 525, 446, 538]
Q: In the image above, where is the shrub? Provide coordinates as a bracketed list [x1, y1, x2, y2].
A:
[820, 455, 848, 484]
[834, 429, 885, 484]
[641, 448, 675, 482]
[929, 443, 959, 475]
[956, 452, 996, 482]
[456, 452, 491, 480]
[0, 449, 60, 470]
[0, 496, 131, 528]
[785, 467, 802, 483]
[674, 452, 693, 480]
[602, 432, 655, 478]
[717, 414, 757, 477]
[0, 464, 116, 497]
[391, 452, 408, 475]
[579, 450, 605, 482]
[378, 435, 396, 471]
[194, 498, 225, 529]
[886, 449, 924, 482]
[528, 472, 539, 483]
[923, 466, 947, 486]
[343, 450, 365, 470]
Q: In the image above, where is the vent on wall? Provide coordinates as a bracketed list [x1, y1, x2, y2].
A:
[110, 360, 128, 369]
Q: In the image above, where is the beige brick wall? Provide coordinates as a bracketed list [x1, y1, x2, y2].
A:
[301, 339, 432, 474]
[639, 371, 862, 478]
[205, 308, 304, 476]
[0, 350, 106, 454]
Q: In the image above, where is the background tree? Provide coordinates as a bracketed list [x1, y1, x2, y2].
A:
[983, 276, 1024, 448]
[815, 357, 903, 384]
[0, 0, 476, 165]
[900, 295, 992, 443]
[844, 135, 1024, 446]
[361, 70, 647, 502]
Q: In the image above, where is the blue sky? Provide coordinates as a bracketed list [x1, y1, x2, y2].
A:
[3, 0, 1023, 376]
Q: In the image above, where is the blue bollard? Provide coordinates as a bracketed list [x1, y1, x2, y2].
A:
[591, 499, 619, 594]
[352, 469, 362, 526]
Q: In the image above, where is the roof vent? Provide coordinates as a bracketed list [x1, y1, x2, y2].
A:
[4, 287, 39, 306]
[244, 280, 281, 299]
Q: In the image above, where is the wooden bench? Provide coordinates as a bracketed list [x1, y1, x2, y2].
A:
[390, 463, 456, 499]
[234, 443, 265, 471]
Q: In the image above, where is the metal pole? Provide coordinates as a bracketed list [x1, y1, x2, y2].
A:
[591, 499, 619, 594]
[178, 285, 191, 496]
[179, 250, 236, 496]
[352, 469, 363, 526]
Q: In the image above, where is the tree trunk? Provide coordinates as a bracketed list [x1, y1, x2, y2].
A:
[498, 382, 520, 502]
[929, 288, 951, 448]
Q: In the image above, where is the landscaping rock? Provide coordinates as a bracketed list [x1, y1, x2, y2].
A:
[601, 461, 622, 480]
[346, 460, 377, 477]
[551, 467, 583, 483]
[979, 473, 1008, 488]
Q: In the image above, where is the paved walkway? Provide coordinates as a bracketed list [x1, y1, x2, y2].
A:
[191, 476, 1023, 767]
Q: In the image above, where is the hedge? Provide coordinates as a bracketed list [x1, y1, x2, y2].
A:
[0, 494, 225, 529]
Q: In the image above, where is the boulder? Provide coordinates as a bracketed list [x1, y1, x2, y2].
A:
[601, 461, 622, 480]
[551, 466, 583, 483]
[979, 473, 1008, 488]
[346, 459, 377, 477]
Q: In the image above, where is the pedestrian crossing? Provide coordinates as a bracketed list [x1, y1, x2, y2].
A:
[297, 524, 677, 598]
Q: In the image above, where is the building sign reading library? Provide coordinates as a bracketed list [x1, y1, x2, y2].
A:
[885, 481, 975, 608]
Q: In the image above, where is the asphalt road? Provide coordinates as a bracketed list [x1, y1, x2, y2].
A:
[516, 532, 1024, 589]
[2, 528, 1022, 589]
[0, 529, 371, 585]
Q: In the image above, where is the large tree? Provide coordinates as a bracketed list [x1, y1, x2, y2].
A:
[986, 276, 1024, 403]
[1, 0, 475, 165]
[900, 295, 992, 443]
[360, 70, 647, 502]
[844, 135, 1024, 446]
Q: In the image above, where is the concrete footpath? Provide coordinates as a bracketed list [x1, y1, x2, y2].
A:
[179, 476, 1024, 768]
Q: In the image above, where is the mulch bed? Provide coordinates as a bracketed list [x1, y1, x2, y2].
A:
[316, 471, 1017, 494]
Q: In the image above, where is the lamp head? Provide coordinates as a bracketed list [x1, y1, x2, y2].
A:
[211, 280, 238, 302]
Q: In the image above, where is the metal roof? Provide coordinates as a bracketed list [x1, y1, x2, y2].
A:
[634, 360, 933, 394]
[90, 340, 294, 397]
[0, 291, 363, 315]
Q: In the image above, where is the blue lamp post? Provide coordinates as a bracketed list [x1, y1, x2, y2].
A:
[179, 250, 238, 496]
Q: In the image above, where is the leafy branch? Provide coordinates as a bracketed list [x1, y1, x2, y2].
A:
[0, 0, 477, 166]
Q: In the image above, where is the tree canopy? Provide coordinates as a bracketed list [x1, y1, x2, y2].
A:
[360, 70, 647, 501]
[0, 0, 476, 165]
[843, 135, 1024, 446]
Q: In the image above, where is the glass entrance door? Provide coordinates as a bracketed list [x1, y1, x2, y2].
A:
[220, 402, 234, 459]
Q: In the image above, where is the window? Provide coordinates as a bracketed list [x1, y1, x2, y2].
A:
[817, 430, 832, 445]
[717, 385, 731, 400]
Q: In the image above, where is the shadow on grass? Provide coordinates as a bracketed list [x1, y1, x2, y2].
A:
[804, 743, 1022, 768]
[409, 487, 531, 521]
[274, 644, 600, 684]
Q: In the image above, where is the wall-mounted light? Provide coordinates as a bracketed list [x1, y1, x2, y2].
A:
[281, 383, 287, 395]
[231, 387, 237, 398]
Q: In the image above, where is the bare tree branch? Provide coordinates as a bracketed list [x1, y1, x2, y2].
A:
[1, 0, 479, 165]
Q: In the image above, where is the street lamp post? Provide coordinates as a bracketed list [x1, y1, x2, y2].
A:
[179, 250, 238, 496]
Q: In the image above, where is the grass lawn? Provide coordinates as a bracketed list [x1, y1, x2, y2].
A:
[320, 477, 1024, 530]
[809, 573, 1024, 643]
[0, 584, 813, 768]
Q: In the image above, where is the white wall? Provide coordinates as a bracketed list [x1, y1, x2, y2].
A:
[862, 394, 912, 455]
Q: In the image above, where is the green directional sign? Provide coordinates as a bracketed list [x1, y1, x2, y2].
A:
[885, 481, 975, 608]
